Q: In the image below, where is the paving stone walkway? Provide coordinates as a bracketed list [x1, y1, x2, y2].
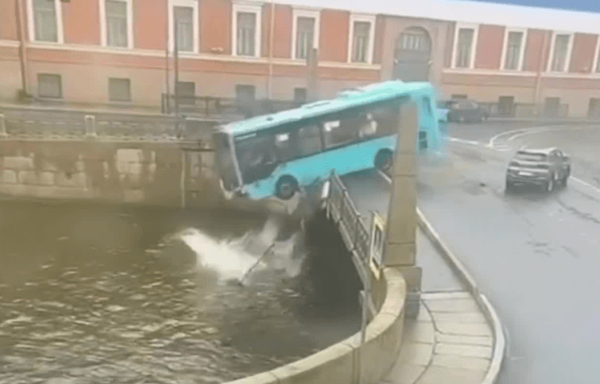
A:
[380, 291, 493, 384]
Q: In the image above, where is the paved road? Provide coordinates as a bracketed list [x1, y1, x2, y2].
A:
[343, 121, 600, 384]
[341, 171, 464, 293]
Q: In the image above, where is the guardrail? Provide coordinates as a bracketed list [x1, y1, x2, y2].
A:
[0, 107, 220, 141]
[325, 173, 371, 284]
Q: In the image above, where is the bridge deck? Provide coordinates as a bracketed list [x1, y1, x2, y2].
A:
[340, 170, 462, 292]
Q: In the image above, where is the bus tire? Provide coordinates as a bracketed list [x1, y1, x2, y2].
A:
[375, 150, 393, 171]
[275, 176, 298, 200]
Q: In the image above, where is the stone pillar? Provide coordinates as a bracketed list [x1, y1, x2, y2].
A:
[384, 101, 422, 317]
[0, 114, 7, 137]
[84, 115, 97, 137]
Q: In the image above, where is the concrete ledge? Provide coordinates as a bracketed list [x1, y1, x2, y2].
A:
[416, 208, 506, 384]
[225, 268, 407, 384]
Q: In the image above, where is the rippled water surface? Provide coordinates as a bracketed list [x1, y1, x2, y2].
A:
[0, 203, 360, 384]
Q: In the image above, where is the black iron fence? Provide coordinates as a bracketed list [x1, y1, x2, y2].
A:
[0, 105, 219, 142]
[325, 173, 371, 283]
[160, 94, 304, 119]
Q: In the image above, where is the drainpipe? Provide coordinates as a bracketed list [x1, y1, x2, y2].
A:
[534, 31, 549, 115]
[15, 0, 29, 100]
[164, 0, 170, 113]
[267, 0, 275, 100]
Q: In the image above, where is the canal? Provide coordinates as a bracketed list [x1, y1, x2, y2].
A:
[0, 202, 361, 384]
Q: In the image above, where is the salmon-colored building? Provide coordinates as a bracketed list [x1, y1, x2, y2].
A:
[1, 0, 600, 117]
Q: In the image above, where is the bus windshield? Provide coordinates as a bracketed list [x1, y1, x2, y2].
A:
[213, 131, 240, 191]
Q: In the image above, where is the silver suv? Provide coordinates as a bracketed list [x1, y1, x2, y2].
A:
[506, 148, 571, 193]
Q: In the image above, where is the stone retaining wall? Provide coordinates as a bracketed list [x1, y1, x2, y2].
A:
[0, 140, 222, 207]
[227, 267, 407, 384]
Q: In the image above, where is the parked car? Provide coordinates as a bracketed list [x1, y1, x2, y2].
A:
[436, 102, 449, 133]
[505, 148, 571, 193]
[440, 99, 489, 123]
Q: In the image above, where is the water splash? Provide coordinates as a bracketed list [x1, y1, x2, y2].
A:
[179, 228, 258, 281]
[178, 216, 305, 283]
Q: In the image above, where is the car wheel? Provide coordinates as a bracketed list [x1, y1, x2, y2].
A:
[562, 175, 569, 186]
[375, 150, 393, 171]
[275, 176, 298, 200]
[458, 115, 466, 123]
[505, 180, 514, 193]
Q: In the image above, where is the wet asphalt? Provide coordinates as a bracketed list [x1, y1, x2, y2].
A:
[344, 121, 600, 384]
[430, 122, 600, 384]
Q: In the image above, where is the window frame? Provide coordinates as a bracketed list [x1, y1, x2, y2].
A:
[232, 3, 262, 58]
[592, 35, 600, 74]
[547, 31, 573, 73]
[451, 23, 479, 69]
[292, 9, 320, 61]
[347, 13, 376, 64]
[99, 0, 134, 49]
[37, 73, 63, 99]
[27, 0, 64, 43]
[168, 0, 199, 54]
[108, 77, 132, 102]
[500, 27, 527, 71]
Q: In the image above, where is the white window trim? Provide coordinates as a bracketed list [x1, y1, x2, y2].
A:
[347, 13, 376, 64]
[451, 23, 479, 69]
[232, 3, 262, 58]
[168, 0, 199, 54]
[27, 0, 64, 44]
[546, 31, 573, 73]
[99, 0, 134, 49]
[592, 35, 600, 73]
[500, 27, 527, 71]
[291, 9, 320, 61]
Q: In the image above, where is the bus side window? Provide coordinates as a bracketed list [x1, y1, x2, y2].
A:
[275, 132, 295, 162]
[322, 115, 362, 149]
[371, 102, 399, 135]
[297, 124, 322, 157]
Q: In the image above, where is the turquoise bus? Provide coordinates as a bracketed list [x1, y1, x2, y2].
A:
[213, 81, 442, 201]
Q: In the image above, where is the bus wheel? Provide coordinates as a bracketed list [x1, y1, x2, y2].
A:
[375, 150, 393, 171]
[276, 176, 298, 200]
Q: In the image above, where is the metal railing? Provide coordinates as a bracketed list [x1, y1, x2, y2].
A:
[161, 93, 305, 118]
[0, 106, 219, 141]
[325, 173, 371, 282]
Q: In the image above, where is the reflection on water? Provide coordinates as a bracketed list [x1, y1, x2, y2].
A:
[0, 203, 360, 384]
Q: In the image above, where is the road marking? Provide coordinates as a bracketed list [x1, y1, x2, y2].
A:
[377, 169, 392, 184]
[572, 177, 600, 195]
[448, 137, 482, 147]
[488, 125, 554, 149]
[506, 125, 588, 143]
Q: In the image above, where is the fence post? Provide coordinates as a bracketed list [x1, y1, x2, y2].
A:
[0, 114, 7, 137]
[354, 214, 361, 254]
[84, 115, 97, 137]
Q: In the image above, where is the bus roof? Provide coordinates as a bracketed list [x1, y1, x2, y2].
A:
[220, 81, 434, 137]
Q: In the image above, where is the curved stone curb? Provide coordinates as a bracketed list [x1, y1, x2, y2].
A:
[416, 207, 506, 384]
[225, 267, 408, 384]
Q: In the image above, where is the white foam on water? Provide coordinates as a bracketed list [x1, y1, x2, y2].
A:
[179, 228, 260, 282]
[179, 216, 306, 282]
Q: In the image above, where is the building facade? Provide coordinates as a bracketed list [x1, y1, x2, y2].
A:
[1, 0, 600, 117]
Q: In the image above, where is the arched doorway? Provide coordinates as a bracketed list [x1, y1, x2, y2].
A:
[393, 27, 432, 82]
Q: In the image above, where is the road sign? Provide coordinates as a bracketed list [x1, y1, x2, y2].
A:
[369, 211, 386, 279]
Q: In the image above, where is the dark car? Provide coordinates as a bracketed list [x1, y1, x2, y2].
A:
[505, 148, 571, 193]
[441, 99, 489, 123]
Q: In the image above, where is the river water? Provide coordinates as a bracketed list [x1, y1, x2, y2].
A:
[0, 203, 360, 384]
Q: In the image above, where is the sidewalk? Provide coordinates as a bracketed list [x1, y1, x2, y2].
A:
[380, 291, 493, 384]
